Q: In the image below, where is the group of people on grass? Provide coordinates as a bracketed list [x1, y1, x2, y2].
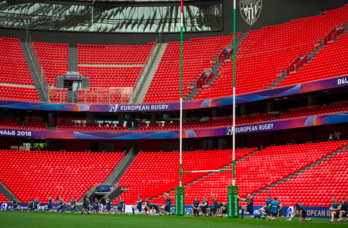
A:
[9, 194, 347, 223]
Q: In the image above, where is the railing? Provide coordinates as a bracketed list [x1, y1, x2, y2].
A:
[78, 87, 133, 104]
[24, 27, 50, 102]
[49, 88, 68, 103]
[286, 55, 308, 74]
[323, 26, 344, 45]
[129, 33, 163, 103]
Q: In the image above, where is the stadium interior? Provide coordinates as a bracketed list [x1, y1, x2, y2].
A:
[0, 0, 348, 223]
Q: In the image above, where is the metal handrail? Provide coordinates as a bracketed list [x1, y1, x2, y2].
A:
[129, 33, 163, 103]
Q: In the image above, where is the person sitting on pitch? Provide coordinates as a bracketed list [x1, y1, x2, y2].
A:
[81, 198, 90, 215]
[27, 198, 34, 211]
[199, 196, 210, 217]
[238, 194, 260, 219]
[148, 203, 160, 216]
[117, 197, 125, 214]
[330, 197, 341, 223]
[11, 198, 22, 211]
[286, 203, 312, 222]
[70, 197, 78, 213]
[268, 197, 282, 221]
[338, 197, 347, 222]
[192, 197, 200, 217]
[259, 194, 272, 219]
[56, 197, 65, 212]
[218, 202, 228, 217]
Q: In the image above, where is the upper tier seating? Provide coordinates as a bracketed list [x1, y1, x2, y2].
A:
[0, 150, 124, 203]
[78, 66, 143, 88]
[143, 35, 240, 103]
[0, 85, 40, 102]
[78, 43, 154, 65]
[28, 121, 46, 130]
[277, 31, 348, 87]
[0, 192, 8, 203]
[116, 148, 257, 204]
[0, 37, 33, 85]
[194, 6, 348, 100]
[254, 145, 348, 207]
[164, 141, 347, 205]
[32, 42, 68, 86]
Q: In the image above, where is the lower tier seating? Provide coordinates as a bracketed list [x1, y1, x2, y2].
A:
[0, 150, 124, 203]
[254, 146, 348, 207]
[0, 192, 9, 203]
[116, 148, 257, 204]
[57, 122, 128, 132]
[151, 141, 347, 205]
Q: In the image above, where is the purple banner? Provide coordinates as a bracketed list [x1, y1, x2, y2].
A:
[0, 76, 347, 113]
[63, 75, 83, 81]
[0, 112, 347, 140]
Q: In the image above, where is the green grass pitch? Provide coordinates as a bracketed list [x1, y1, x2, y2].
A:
[0, 211, 346, 228]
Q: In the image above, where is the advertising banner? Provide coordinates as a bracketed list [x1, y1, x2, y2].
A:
[0, 76, 347, 113]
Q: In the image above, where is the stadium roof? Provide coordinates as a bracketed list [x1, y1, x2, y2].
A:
[0, 0, 223, 33]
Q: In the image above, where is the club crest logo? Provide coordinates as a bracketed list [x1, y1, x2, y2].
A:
[239, 0, 262, 26]
[286, 206, 295, 217]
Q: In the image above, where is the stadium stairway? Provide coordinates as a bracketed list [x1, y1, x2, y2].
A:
[132, 43, 167, 104]
[268, 24, 347, 89]
[150, 148, 260, 203]
[81, 148, 138, 203]
[0, 180, 20, 203]
[185, 32, 248, 101]
[20, 42, 49, 102]
[252, 142, 348, 198]
[68, 45, 78, 72]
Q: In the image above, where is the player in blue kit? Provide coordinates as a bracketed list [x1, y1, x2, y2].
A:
[34, 198, 40, 211]
[338, 197, 347, 222]
[27, 198, 34, 211]
[259, 194, 272, 219]
[148, 203, 159, 216]
[192, 197, 200, 217]
[268, 197, 282, 221]
[117, 197, 125, 214]
[44, 197, 53, 211]
[199, 196, 210, 217]
[218, 202, 228, 217]
[132, 196, 143, 215]
[238, 194, 260, 219]
[287, 203, 312, 222]
[210, 192, 219, 217]
[81, 198, 90, 215]
[93, 198, 100, 214]
[56, 197, 65, 212]
[144, 196, 150, 215]
[102, 197, 112, 214]
[11, 199, 22, 211]
[161, 193, 173, 216]
[330, 197, 341, 223]
[70, 197, 77, 213]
